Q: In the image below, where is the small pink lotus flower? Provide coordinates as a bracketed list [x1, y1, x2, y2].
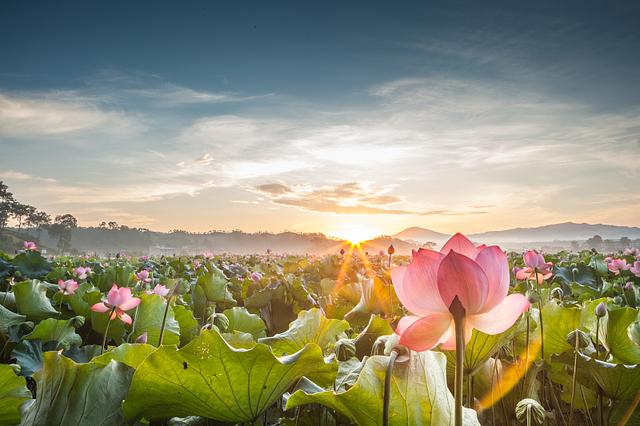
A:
[23, 241, 37, 251]
[135, 269, 151, 283]
[139, 255, 148, 261]
[515, 250, 553, 283]
[146, 284, 170, 297]
[624, 282, 634, 291]
[249, 271, 263, 283]
[392, 233, 530, 351]
[608, 258, 630, 275]
[57, 279, 79, 295]
[630, 261, 640, 278]
[90, 284, 141, 325]
[73, 266, 92, 280]
[203, 251, 214, 259]
[135, 332, 148, 344]
[193, 260, 201, 269]
[623, 248, 640, 257]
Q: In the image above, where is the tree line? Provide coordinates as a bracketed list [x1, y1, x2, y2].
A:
[0, 181, 77, 251]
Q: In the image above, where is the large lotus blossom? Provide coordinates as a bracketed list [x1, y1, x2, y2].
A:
[392, 233, 530, 351]
[630, 261, 640, 278]
[90, 284, 141, 325]
[514, 250, 553, 283]
[607, 258, 630, 275]
[23, 241, 37, 251]
[135, 269, 151, 283]
[73, 266, 92, 280]
[623, 248, 640, 257]
[57, 279, 79, 295]
[146, 284, 170, 297]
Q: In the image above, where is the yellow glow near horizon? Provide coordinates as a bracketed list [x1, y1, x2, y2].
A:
[331, 225, 380, 244]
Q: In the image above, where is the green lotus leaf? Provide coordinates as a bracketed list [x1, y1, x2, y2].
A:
[12, 251, 51, 279]
[123, 329, 337, 423]
[64, 282, 96, 318]
[541, 301, 582, 359]
[0, 364, 31, 426]
[0, 257, 14, 280]
[91, 263, 135, 292]
[259, 308, 349, 356]
[0, 291, 17, 310]
[335, 357, 366, 391]
[554, 263, 596, 288]
[62, 345, 103, 363]
[344, 276, 392, 326]
[573, 352, 640, 401]
[445, 316, 526, 374]
[354, 315, 393, 359]
[0, 304, 26, 337]
[92, 343, 155, 368]
[223, 306, 267, 339]
[174, 304, 199, 346]
[286, 350, 480, 425]
[129, 293, 180, 347]
[20, 351, 134, 426]
[11, 339, 51, 377]
[192, 266, 236, 317]
[547, 361, 597, 410]
[222, 331, 257, 349]
[12, 280, 58, 320]
[23, 316, 84, 350]
[602, 306, 640, 364]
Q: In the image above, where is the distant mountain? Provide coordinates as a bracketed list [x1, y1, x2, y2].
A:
[392, 227, 449, 244]
[469, 222, 640, 243]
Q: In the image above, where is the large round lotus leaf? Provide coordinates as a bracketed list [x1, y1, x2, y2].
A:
[286, 350, 480, 425]
[173, 304, 199, 346]
[602, 307, 640, 364]
[444, 316, 526, 375]
[0, 364, 31, 426]
[541, 301, 582, 359]
[258, 308, 349, 356]
[12, 280, 58, 320]
[0, 304, 26, 337]
[573, 352, 640, 401]
[64, 282, 96, 318]
[20, 352, 134, 426]
[129, 293, 180, 347]
[123, 329, 337, 423]
[92, 343, 155, 369]
[223, 306, 267, 339]
[23, 316, 84, 350]
[12, 251, 51, 279]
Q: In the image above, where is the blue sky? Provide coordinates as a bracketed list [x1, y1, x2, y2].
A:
[1, 0, 639, 237]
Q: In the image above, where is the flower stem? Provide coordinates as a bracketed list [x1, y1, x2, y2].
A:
[158, 295, 173, 346]
[568, 333, 580, 426]
[101, 308, 115, 355]
[450, 297, 466, 426]
[595, 316, 604, 426]
[383, 349, 399, 426]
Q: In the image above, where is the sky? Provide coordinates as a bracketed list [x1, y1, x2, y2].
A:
[1, 0, 639, 239]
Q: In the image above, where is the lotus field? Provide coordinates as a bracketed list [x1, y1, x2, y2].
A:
[1, 234, 640, 425]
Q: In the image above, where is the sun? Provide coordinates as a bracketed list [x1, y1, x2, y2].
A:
[332, 225, 379, 245]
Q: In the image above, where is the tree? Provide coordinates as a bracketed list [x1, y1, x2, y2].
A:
[11, 203, 36, 232]
[0, 181, 15, 232]
[26, 210, 51, 239]
[586, 235, 604, 251]
[48, 214, 78, 253]
[108, 221, 119, 230]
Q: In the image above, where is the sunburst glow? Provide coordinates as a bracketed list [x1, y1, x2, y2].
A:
[332, 225, 379, 244]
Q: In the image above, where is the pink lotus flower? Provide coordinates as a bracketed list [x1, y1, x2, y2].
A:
[73, 266, 92, 280]
[515, 250, 553, 283]
[630, 261, 640, 278]
[139, 255, 148, 261]
[249, 271, 263, 283]
[146, 284, 170, 297]
[135, 269, 151, 283]
[392, 233, 530, 351]
[203, 251, 214, 259]
[23, 241, 37, 251]
[608, 258, 630, 275]
[623, 248, 640, 257]
[57, 279, 79, 295]
[90, 284, 141, 325]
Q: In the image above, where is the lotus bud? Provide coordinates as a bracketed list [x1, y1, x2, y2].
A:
[566, 329, 591, 350]
[628, 321, 640, 346]
[387, 244, 395, 255]
[595, 301, 607, 318]
[526, 290, 540, 305]
[339, 248, 345, 256]
[334, 338, 357, 361]
[68, 315, 85, 329]
[212, 313, 229, 332]
[625, 282, 634, 291]
[515, 398, 545, 425]
[135, 332, 148, 344]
